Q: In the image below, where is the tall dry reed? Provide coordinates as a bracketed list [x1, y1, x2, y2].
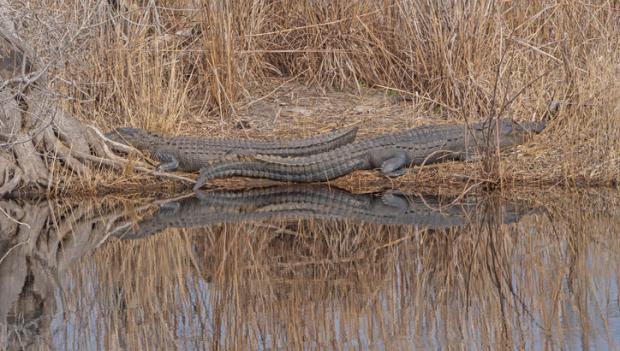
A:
[15, 0, 620, 185]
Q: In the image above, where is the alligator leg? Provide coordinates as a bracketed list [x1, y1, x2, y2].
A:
[193, 168, 210, 191]
[159, 201, 181, 213]
[155, 159, 180, 172]
[153, 148, 180, 172]
[380, 191, 410, 210]
[376, 150, 409, 177]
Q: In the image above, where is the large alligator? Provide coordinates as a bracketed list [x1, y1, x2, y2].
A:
[105, 126, 358, 172]
[116, 185, 533, 240]
[193, 118, 546, 189]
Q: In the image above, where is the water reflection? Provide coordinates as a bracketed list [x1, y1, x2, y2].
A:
[116, 186, 533, 239]
[0, 187, 619, 350]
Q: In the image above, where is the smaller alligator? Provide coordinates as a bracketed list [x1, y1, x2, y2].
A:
[105, 126, 358, 172]
[193, 118, 546, 189]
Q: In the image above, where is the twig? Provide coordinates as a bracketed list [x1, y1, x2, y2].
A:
[0, 205, 30, 228]
[244, 9, 383, 37]
[374, 85, 460, 113]
[0, 239, 28, 265]
[69, 149, 196, 184]
[88, 125, 136, 154]
[496, 63, 561, 120]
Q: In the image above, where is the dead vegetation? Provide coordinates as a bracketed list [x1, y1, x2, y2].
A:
[2, 0, 619, 195]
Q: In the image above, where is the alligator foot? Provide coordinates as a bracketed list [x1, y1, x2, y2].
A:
[159, 201, 181, 214]
[381, 191, 410, 210]
[379, 150, 408, 177]
[154, 155, 180, 172]
[193, 169, 208, 191]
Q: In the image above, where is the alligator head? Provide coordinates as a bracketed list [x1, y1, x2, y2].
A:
[104, 127, 167, 152]
[500, 119, 546, 147]
[474, 119, 546, 148]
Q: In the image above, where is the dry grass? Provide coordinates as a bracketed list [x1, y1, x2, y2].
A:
[48, 189, 620, 349]
[13, 0, 620, 191]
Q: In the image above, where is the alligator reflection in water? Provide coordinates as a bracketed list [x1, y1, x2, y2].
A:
[1, 190, 620, 350]
[117, 185, 532, 240]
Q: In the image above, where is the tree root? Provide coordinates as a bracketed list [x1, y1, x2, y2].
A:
[0, 154, 22, 196]
[1, 119, 196, 195]
[0, 17, 196, 196]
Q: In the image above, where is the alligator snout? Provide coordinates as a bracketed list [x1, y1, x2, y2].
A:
[517, 121, 547, 134]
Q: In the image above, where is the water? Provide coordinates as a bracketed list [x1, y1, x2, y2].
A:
[1, 186, 619, 350]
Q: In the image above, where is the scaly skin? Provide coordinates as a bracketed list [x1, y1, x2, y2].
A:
[194, 119, 546, 189]
[105, 126, 358, 172]
[117, 185, 533, 240]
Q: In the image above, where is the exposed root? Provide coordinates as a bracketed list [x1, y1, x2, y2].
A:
[0, 154, 22, 196]
[42, 127, 88, 176]
[70, 148, 196, 184]
[0, 117, 196, 195]
[87, 125, 135, 154]
[11, 136, 49, 186]
[0, 12, 172, 196]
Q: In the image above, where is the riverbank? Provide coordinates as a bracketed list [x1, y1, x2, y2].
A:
[2, 1, 617, 197]
[36, 82, 618, 198]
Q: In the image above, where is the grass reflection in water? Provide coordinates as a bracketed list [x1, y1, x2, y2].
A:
[1, 188, 619, 350]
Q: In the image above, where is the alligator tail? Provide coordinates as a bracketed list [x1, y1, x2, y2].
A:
[193, 157, 367, 190]
[261, 126, 359, 156]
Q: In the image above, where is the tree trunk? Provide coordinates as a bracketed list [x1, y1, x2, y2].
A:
[0, 1, 126, 196]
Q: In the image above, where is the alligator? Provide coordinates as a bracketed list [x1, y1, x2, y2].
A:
[193, 118, 546, 189]
[116, 185, 533, 240]
[105, 126, 358, 172]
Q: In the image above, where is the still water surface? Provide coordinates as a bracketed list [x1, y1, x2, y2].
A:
[1, 186, 619, 350]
